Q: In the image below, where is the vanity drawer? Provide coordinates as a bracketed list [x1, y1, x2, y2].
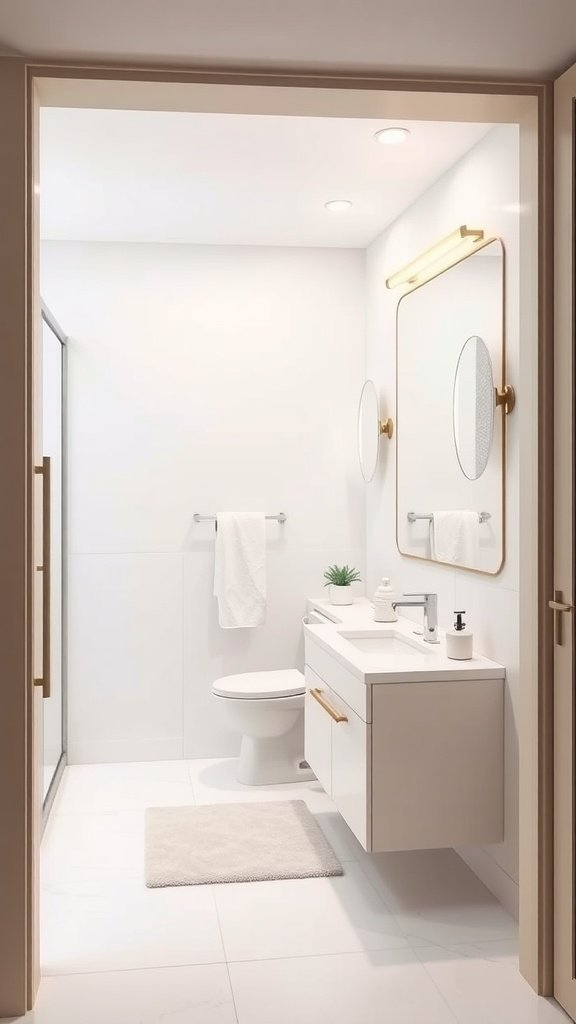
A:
[330, 691, 371, 850]
[304, 677, 332, 797]
[305, 667, 371, 850]
[305, 639, 371, 722]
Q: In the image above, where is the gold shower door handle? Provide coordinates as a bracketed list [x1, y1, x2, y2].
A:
[549, 590, 573, 647]
[34, 456, 51, 698]
[309, 688, 348, 723]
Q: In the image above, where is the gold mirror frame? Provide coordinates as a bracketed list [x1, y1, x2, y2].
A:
[394, 235, 512, 576]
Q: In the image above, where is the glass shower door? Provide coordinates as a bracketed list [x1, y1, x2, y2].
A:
[41, 309, 66, 810]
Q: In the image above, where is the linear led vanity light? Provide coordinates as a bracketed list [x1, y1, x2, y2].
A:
[385, 226, 485, 289]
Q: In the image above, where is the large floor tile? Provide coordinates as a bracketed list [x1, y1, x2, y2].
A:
[41, 809, 145, 884]
[41, 877, 224, 974]
[415, 945, 571, 1023]
[229, 949, 458, 1024]
[313, 808, 366, 862]
[54, 761, 195, 814]
[188, 756, 334, 812]
[440, 938, 519, 963]
[61, 760, 191, 781]
[214, 861, 408, 962]
[357, 848, 518, 946]
[29, 964, 237, 1024]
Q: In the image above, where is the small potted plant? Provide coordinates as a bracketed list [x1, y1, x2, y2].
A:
[323, 564, 362, 605]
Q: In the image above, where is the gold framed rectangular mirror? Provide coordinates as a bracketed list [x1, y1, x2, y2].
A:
[394, 234, 512, 575]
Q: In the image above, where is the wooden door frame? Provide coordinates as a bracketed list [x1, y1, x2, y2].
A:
[0, 55, 553, 1016]
[552, 61, 576, 1014]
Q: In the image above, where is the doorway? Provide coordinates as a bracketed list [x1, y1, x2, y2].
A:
[0, 61, 551, 1018]
[36, 91, 535, 1014]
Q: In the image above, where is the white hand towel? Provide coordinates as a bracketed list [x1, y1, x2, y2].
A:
[431, 510, 480, 565]
[213, 513, 266, 628]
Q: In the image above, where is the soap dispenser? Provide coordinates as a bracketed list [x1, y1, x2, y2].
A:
[446, 611, 473, 660]
[373, 577, 398, 622]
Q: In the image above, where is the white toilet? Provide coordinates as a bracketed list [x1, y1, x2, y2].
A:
[212, 669, 315, 785]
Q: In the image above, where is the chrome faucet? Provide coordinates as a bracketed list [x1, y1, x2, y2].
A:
[392, 592, 439, 644]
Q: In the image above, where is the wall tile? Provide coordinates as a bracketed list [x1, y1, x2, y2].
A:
[67, 553, 183, 763]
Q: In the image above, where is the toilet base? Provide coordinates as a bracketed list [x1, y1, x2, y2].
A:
[237, 732, 316, 786]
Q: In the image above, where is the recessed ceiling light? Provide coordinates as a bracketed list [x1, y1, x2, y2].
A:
[374, 127, 411, 146]
[325, 199, 353, 211]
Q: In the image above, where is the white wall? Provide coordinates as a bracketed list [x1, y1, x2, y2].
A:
[365, 125, 521, 916]
[41, 241, 366, 763]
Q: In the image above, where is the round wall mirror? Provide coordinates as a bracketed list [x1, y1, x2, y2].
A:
[358, 380, 393, 482]
[453, 335, 494, 480]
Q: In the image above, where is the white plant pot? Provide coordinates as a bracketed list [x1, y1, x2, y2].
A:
[330, 584, 354, 606]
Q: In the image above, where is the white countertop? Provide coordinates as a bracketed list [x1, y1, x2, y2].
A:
[305, 597, 505, 683]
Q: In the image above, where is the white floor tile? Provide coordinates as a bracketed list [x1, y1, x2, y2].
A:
[54, 761, 195, 815]
[37, 759, 541, 1024]
[214, 861, 408, 962]
[41, 809, 144, 884]
[313, 808, 365, 862]
[41, 877, 224, 974]
[228, 949, 459, 1024]
[357, 847, 518, 945]
[439, 938, 520, 963]
[188, 756, 335, 812]
[63, 759, 191, 781]
[30, 964, 237, 1024]
[415, 944, 571, 1023]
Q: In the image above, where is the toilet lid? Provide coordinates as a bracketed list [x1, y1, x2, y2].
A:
[212, 669, 305, 700]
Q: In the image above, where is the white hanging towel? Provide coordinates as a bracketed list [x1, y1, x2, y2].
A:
[431, 510, 480, 565]
[213, 513, 267, 628]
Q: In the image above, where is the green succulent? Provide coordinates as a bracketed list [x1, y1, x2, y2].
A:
[323, 564, 362, 587]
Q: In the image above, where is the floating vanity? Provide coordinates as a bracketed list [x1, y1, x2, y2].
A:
[304, 598, 504, 853]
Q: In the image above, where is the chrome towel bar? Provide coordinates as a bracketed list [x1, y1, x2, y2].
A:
[407, 511, 491, 524]
[193, 513, 287, 524]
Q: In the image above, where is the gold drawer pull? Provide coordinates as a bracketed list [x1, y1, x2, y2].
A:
[309, 688, 348, 723]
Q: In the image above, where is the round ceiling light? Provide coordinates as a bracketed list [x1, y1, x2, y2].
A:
[374, 127, 411, 146]
[324, 199, 353, 211]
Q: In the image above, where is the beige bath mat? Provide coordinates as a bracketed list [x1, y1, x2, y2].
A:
[145, 799, 343, 887]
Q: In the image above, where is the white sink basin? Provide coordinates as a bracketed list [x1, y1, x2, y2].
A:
[337, 630, 428, 656]
[304, 600, 505, 684]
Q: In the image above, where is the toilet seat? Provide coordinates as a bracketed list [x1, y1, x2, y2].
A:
[212, 669, 304, 700]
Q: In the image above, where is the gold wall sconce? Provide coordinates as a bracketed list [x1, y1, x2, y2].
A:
[380, 417, 394, 439]
[495, 384, 516, 415]
[386, 226, 485, 290]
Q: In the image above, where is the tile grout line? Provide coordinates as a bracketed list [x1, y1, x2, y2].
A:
[41, 944, 447, 981]
[210, 886, 240, 1024]
[41, 959, 228, 980]
[412, 949, 466, 1024]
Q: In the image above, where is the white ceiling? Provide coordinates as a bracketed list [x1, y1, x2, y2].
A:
[39, 109, 492, 247]
[1, 0, 575, 78]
